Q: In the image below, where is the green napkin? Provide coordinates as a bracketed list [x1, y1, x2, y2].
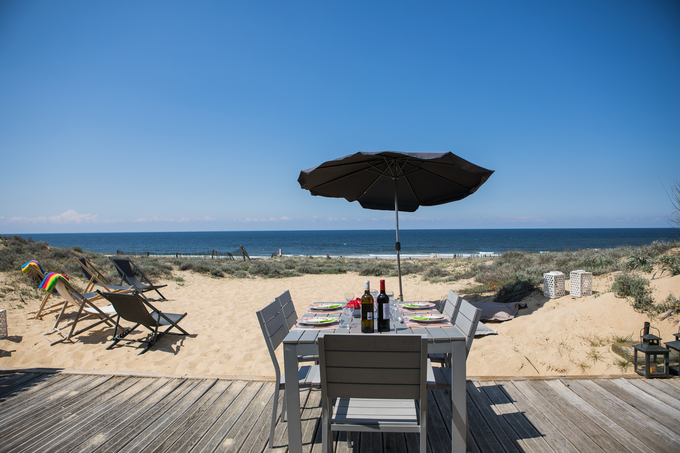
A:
[412, 315, 439, 321]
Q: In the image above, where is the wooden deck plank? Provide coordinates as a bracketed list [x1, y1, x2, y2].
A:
[117, 378, 219, 453]
[600, 378, 680, 431]
[467, 381, 522, 453]
[499, 380, 579, 453]
[531, 379, 630, 453]
[0, 375, 130, 452]
[92, 378, 204, 453]
[480, 381, 554, 453]
[0, 373, 70, 405]
[70, 378, 186, 453]
[544, 379, 654, 453]
[565, 379, 679, 453]
[0, 373, 678, 453]
[190, 380, 266, 453]
[218, 382, 277, 453]
[44, 377, 174, 453]
[626, 379, 680, 412]
[262, 391, 290, 453]
[0, 374, 102, 427]
[149, 379, 246, 453]
[0, 372, 41, 396]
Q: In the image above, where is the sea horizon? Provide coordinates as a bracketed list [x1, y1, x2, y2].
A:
[8, 228, 678, 259]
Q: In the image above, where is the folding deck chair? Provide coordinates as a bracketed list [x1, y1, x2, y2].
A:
[21, 261, 62, 320]
[46, 278, 117, 345]
[97, 291, 189, 353]
[109, 257, 167, 300]
[75, 257, 133, 293]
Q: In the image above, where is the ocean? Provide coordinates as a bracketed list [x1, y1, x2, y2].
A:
[10, 228, 679, 259]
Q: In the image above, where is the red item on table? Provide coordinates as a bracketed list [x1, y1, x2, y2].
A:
[346, 298, 361, 309]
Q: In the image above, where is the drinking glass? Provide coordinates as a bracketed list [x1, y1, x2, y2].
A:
[342, 306, 354, 330]
[344, 292, 354, 303]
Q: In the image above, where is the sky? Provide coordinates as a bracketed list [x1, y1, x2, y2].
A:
[1, 0, 679, 234]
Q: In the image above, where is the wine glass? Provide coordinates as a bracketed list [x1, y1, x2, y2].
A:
[344, 292, 354, 304]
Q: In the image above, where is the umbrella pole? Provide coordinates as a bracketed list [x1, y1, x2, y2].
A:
[394, 179, 404, 302]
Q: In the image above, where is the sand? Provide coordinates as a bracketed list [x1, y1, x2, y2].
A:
[1, 268, 679, 379]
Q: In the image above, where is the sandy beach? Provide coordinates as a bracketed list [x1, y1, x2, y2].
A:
[1, 268, 679, 379]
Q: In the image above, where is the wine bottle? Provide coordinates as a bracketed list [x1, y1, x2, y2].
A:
[361, 280, 374, 333]
[376, 279, 390, 332]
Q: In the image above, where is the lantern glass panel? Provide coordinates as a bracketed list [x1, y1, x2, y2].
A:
[635, 353, 647, 375]
[668, 347, 680, 375]
[650, 354, 667, 375]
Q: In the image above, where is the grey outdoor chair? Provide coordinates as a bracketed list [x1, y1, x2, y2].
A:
[97, 291, 188, 353]
[256, 299, 320, 448]
[318, 333, 429, 453]
[275, 290, 318, 363]
[109, 257, 167, 300]
[430, 289, 463, 367]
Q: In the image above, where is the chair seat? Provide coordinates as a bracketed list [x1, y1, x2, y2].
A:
[331, 398, 420, 432]
[279, 364, 320, 389]
[84, 304, 116, 315]
[149, 311, 186, 326]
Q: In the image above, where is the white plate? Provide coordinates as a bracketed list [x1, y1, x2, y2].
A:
[298, 317, 340, 326]
[409, 314, 447, 323]
[310, 303, 344, 311]
[401, 302, 436, 310]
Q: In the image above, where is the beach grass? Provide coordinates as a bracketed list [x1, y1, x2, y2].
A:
[1, 233, 679, 310]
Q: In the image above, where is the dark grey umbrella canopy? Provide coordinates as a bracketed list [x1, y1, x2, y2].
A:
[298, 151, 494, 301]
[298, 151, 494, 212]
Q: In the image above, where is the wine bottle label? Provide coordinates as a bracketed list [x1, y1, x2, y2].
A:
[367, 312, 373, 320]
[383, 304, 389, 318]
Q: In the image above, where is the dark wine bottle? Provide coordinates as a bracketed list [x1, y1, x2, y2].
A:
[376, 279, 390, 332]
[360, 280, 374, 333]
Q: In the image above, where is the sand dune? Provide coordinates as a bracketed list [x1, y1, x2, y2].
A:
[1, 269, 679, 378]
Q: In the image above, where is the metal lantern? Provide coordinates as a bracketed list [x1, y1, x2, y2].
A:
[633, 322, 669, 379]
[664, 329, 680, 376]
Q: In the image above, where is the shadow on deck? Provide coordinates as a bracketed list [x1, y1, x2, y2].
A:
[0, 370, 679, 452]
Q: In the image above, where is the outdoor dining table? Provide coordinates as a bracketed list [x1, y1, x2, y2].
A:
[283, 302, 468, 453]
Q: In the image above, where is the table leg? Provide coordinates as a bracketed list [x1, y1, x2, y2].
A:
[284, 342, 302, 453]
[450, 340, 467, 452]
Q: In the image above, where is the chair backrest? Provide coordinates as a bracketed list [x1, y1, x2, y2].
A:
[77, 257, 95, 281]
[318, 334, 428, 401]
[441, 289, 462, 320]
[110, 258, 145, 288]
[275, 290, 298, 330]
[98, 291, 158, 327]
[256, 300, 289, 379]
[454, 299, 481, 357]
[54, 280, 84, 307]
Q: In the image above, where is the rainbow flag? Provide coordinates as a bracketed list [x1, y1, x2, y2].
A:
[21, 260, 45, 276]
[39, 272, 70, 293]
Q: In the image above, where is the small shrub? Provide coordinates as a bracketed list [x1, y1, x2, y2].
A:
[658, 255, 680, 277]
[611, 273, 655, 313]
[495, 279, 535, 303]
[72, 246, 83, 253]
[626, 252, 653, 272]
[233, 270, 248, 278]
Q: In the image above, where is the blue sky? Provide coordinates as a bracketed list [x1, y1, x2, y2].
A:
[1, 0, 679, 234]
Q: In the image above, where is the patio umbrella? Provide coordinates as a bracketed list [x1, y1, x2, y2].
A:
[298, 151, 494, 301]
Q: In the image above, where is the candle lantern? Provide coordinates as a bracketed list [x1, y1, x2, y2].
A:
[664, 328, 680, 376]
[632, 322, 669, 379]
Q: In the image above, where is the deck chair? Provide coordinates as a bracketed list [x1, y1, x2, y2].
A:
[46, 279, 117, 345]
[75, 257, 133, 293]
[429, 298, 481, 390]
[21, 261, 61, 320]
[256, 300, 320, 448]
[430, 289, 463, 366]
[275, 290, 318, 363]
[109, 257, 167, 300]
[97, 291, 189, 353]
[318, 334, 429, 453]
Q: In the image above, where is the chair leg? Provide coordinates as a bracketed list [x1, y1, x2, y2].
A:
[346, 431, 352, 448]
[281, 388, 287, 422]
[269, 386, 279, 448]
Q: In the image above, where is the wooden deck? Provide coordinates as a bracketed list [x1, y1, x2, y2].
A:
[1, 371, 679, 453]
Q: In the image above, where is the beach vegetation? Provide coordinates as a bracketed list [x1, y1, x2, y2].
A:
[586, 347, 604, 363]
[657, 254, 680, 277]
[357, 261, 395, 277]
[615, 356, 633, 372]
[611, 333, 633, 344]
[611, 273, 657, 314]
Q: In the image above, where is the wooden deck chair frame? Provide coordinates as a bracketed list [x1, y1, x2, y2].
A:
[256, 300, 320, 449]
[108, 257, 167, 300]
[75, 257, 133, 294]
[22, 263, 60, 320]
[97, 291, 189, 354]
[46, 280, 117, 345]
[318, 333, 429, 453]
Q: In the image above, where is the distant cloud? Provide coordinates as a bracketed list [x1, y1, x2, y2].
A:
[7, 210, 101, 224]
[242, 216, 291, 223]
